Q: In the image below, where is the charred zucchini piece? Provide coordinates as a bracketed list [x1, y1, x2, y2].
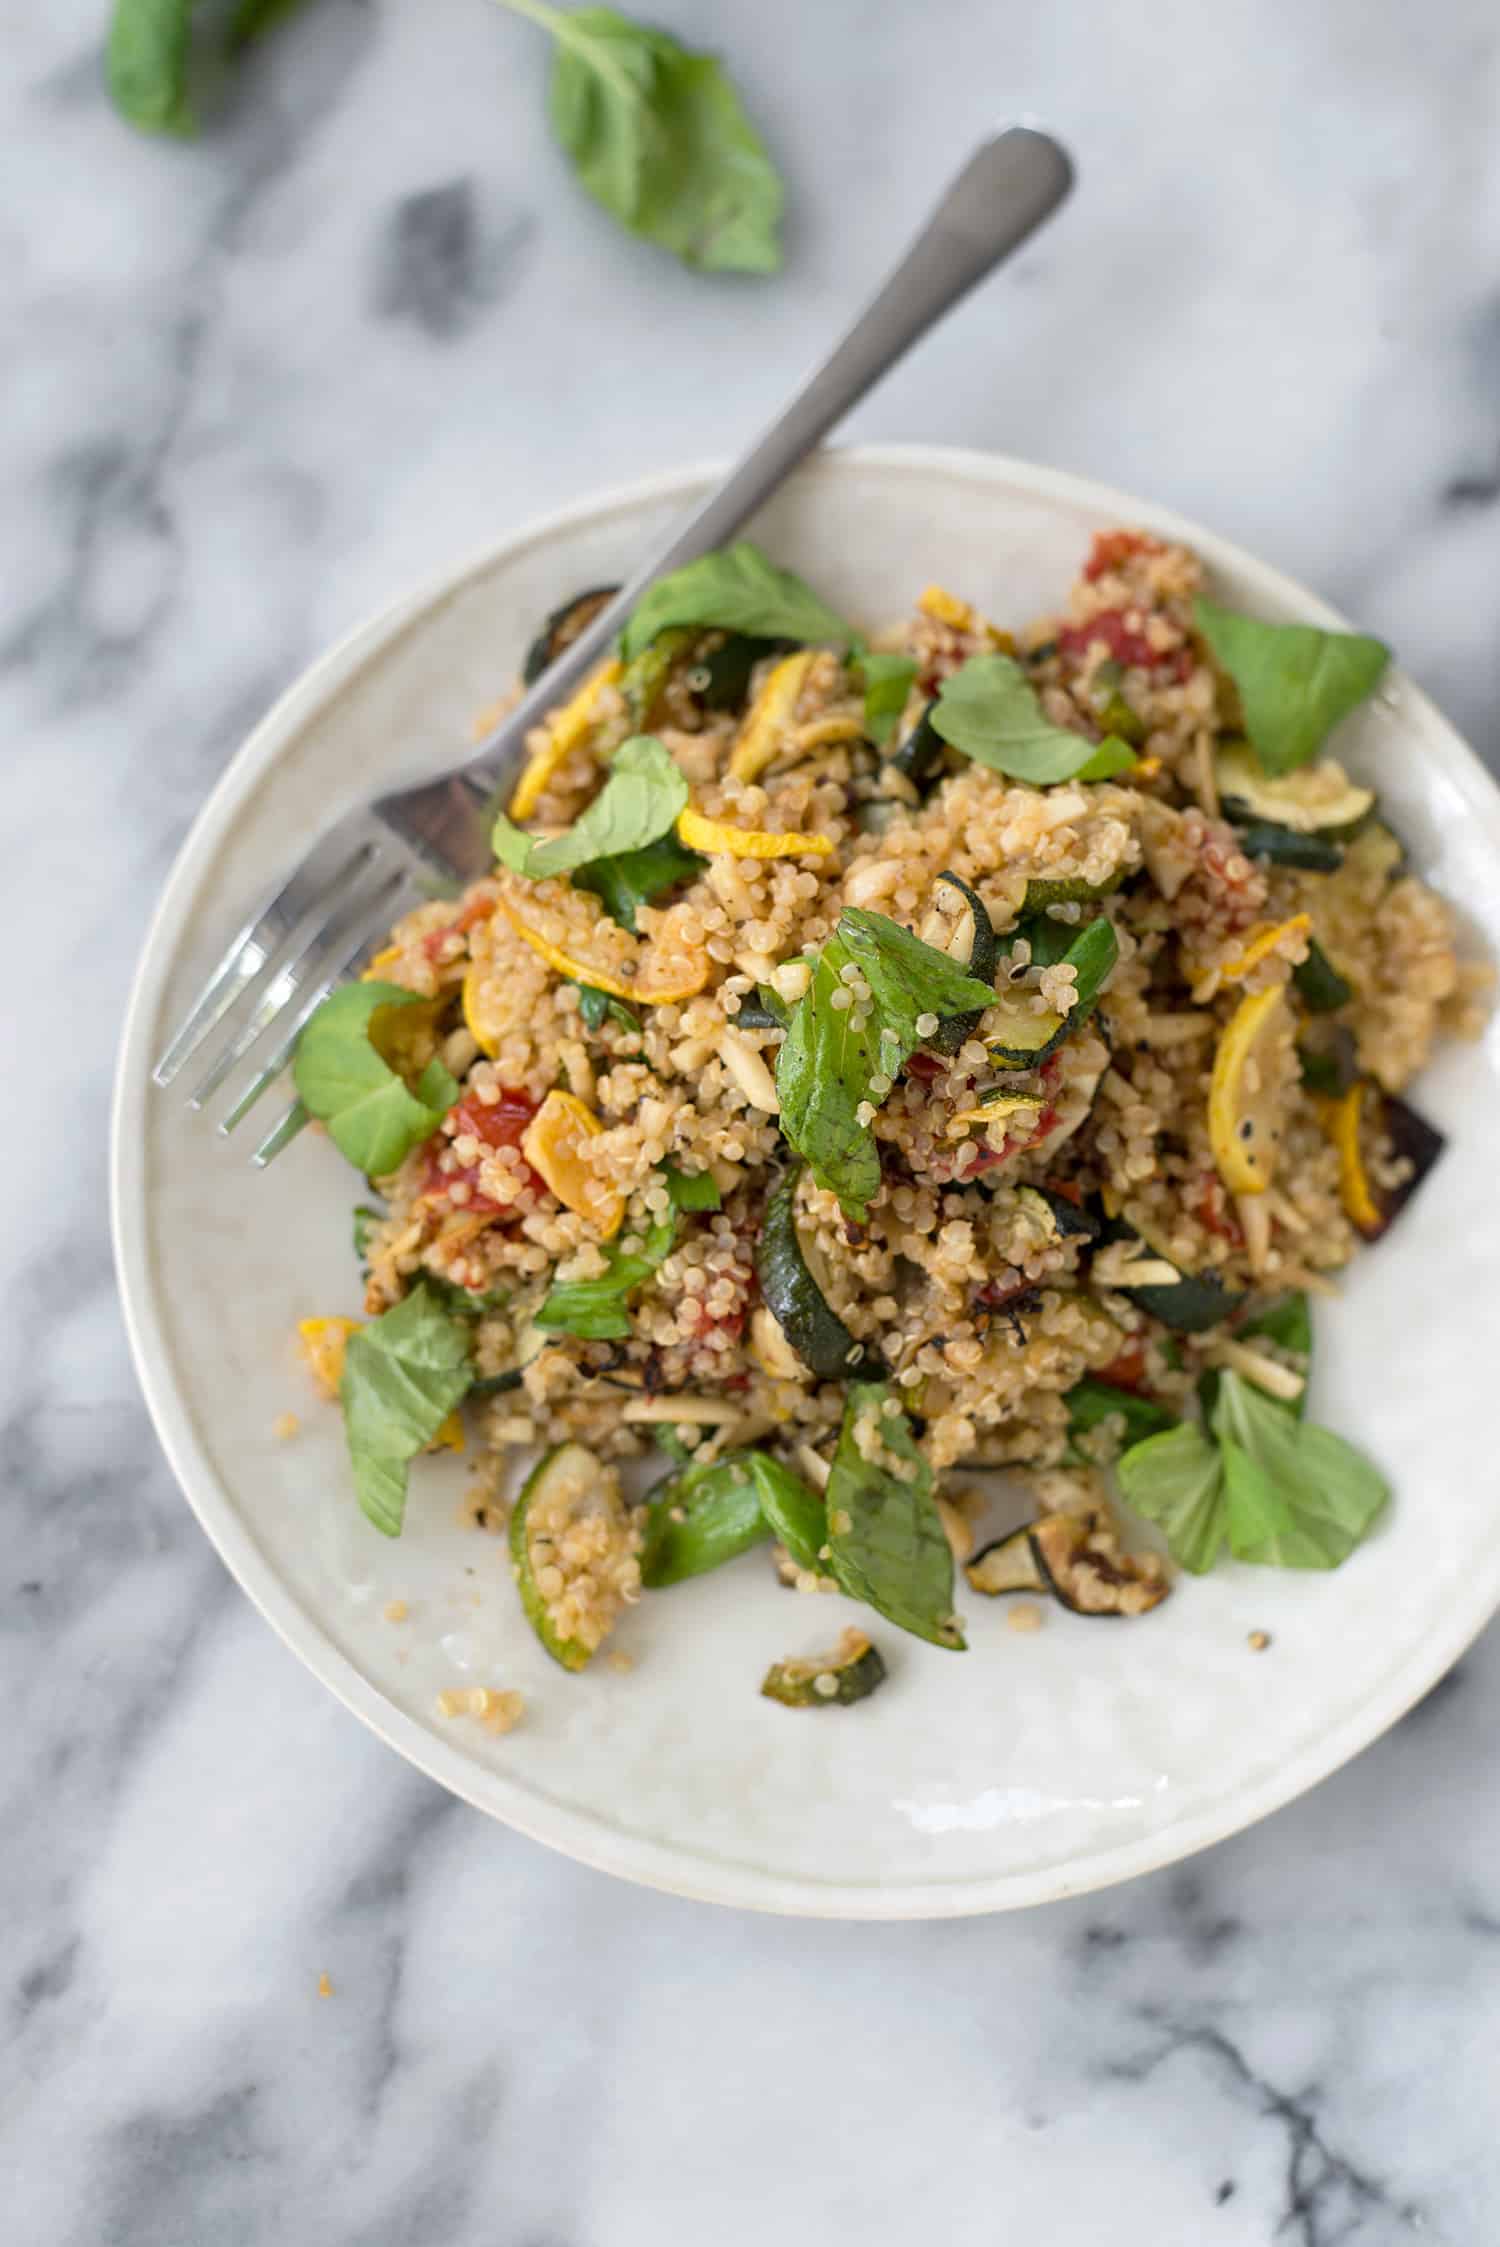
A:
[1291, 938, 1353, 1014]
[1021, 1183, 1102, 1242]
[887, 703, 948, 791]
[761, 1627, 887, 1708]
[510, 1443, 642, 1671]
[640, 1453, 770, 1587]
[687, 632, 787, 710]
[734, 993, 788, 1030]
[985, 915, 1119, 1068]
[1097, 1226, 1244, 1332]
[1234, 821, 1344, 872]
[1215, 742, 1375, 835]
[522, 585, 619, 686]
[755, 1165, 888, 1381]
[1030, 1507, 1169, 1616]
[470, 1320, 550, 1396]
[965, 1525, 1045, 1596]
[1297, 1021, 1358, 1097]
[1022, 867, 1128, 909]
[927, 871, 999, 1055]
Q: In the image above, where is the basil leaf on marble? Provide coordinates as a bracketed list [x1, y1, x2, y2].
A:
[824, 1385, 964, 1649]
[506, 1, 783, 274]
[340, 1287, 474, 1538]
[620, 542, 850, 661]
[294, 984, 457, 1178]
[492, 735, 686, 878]
[106, 0, 196, 133]
[1193, 600, 1390, 775]
[930, 653, 1113, 785]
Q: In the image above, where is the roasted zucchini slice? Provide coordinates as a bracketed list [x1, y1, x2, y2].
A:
[755, 1165, 888, 1381]
[1234, 821, 1344, 872]
[1291, 938, 1353, 1014]
[1030, 1506, 1169, 1616]
[761, 1627, 888, 1707]
[886, 703, 948, 791]
[1215, 742, 1375, 834]
[1094, 1227, 1244, 1333]
[509, 1443, 642, 1672]
[965, 1525, 1045, 1596]
[926, 871, 999, 1055]
[522, 585, 619, 685]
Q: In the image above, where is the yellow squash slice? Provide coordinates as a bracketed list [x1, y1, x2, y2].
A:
[461, 959, 502, 1057]
[1217, 912, 1312, 985]
[950, 1094, 1044, 1136]
[298, 1316, 361, 1399]
[521, 1089, 623, 1238]
[1316, 1082, 1383, 1236]
[728, 651, 816, 782]
[508, 658, 623, 820]
[677, 804, 833, 861]
[494, 888, 708, 1005]
[1207, 984, 1296, 1194]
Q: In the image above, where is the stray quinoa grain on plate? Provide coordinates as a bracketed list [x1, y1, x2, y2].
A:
[291, 530, 1488, 1697]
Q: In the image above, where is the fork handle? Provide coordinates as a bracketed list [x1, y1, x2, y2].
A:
[466, 125, 1073, 785]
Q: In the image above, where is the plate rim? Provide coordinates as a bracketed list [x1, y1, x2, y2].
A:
[111, 441, 1500, 1919]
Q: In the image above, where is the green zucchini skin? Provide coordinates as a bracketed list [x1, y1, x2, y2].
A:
[687, 633, 787, 710]
[1233, 821, 1344, 872]
[887, 704, 948, 791]
[927, 871, 998, 1055]
[756, 1166, 888, 1381]
[522, 586, 619, 686]
[1291, 938, 1353, 1013]
[1027, 1185, 1102, 1242]
[1101, 1225, 1244, 1332]
[760, 1635, 887, 1707]
[734, 996, 786, 1031]
[640, 1454, 770, 1588]
[1298, 1021, 1358, 1097]
[509, 1443, 632, 1672]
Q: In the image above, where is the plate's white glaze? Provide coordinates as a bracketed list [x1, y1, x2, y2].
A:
[112, 448, 1500, 1918]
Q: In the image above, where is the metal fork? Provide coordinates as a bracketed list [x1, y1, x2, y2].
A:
[154, 125, 1073, 1164]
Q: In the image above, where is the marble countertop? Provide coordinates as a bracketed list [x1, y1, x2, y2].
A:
[7, 2, 1500, 2239]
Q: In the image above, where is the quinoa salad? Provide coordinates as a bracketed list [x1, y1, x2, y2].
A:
[290, 528, 1486, 1709]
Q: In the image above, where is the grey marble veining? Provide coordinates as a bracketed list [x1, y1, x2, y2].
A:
[4, 1, 1499, 2240]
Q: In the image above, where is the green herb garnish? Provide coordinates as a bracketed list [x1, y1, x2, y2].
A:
[294, 985, 457, 1177]
[575, 983, 641, 1033]
[853, 650, 919, 748]
[574, 831, 705, 931]
[748, 1453, 828, 1575]
[824, 1385, 965, 1649]
[661, 1162, 721, 1211]
[535, 1218, 675, 1340]
[1115, 1421, 1228, 1576]
[641, 1452, 770, 1585]
[775, 909, 996, 1218]
[510, 0, 783, 273]
[1065, 1377, 1177, 1451]
[492, 735, 686, 878]
[930, 653, 1134, 785]
[1193, 600, 1389, 775]
[620, 542, 850, 662]
[340, 1287, 474, 1538]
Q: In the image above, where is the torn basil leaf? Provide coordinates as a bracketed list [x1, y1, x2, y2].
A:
[1115, 1421, 1226, 1575]
[294, 984, 457, 1177]
[1213, 1371, 1388, 1568]
[1193, 600, 1390, 775]
[492, 735, 686, 879]
[340, 1287, 474, 1538]
[824, 1385, 965, 1649]
[620, 542, 851, 662]
[930, 653, 1120, 785]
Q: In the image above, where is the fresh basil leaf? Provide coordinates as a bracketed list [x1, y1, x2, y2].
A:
[1194, 600, 1390, 775]
[854, 650, 919, 748]
[353, 1204, 384, 1266]
[340, 1287, 474, 1538]
[574, 831, 705, 932]
[107, 0, 196, 133]
[620, 542, 850, 662]
[930, 654, 1109, 785]
[838, 908, 997, 1034]
[752, 984, 790, 1028]
[661, 1161, 721, 1212]
[1066, 1377, 1177, 1450]
[824, 1385, 964, 1649]
[749, 1454, 828, 1576]
[775, 910, 998, 1217]
[493, 735, 687, 879]
[535, 1217, 675, 1340]
[420, 1273, 513, 1315]
[1074, 735, 1138, 781]
[775, 939, 884, 1219]
[1056, 915, 1119, 1027]
[574, 981, 640, 1033]
[528, 2, 782, 274]
[1213, 1371, 1388, 1568]
[294, 984, 457, 1178]
[1115, 1421, 1227, 1575]
[641, 1452, 770, 1586]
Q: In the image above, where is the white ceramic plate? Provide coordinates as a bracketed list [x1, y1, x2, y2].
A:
[112, 447, 1500, 1919]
